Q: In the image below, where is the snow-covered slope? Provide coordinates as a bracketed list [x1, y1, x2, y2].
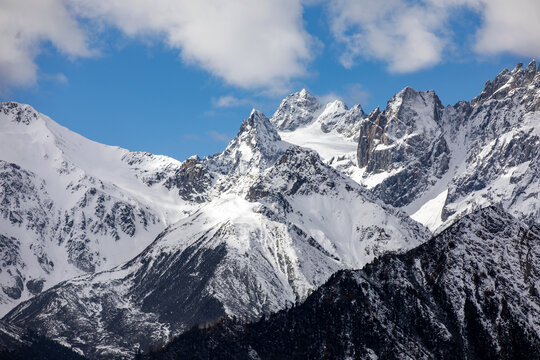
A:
[0, 102, 199, 315]
[3, 110, 428, 359]
[141, 206, 540, 360]
[273, 90, 367, 183]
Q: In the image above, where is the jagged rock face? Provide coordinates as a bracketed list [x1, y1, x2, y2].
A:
[209, 110, 289, 178]
[141, 207, 540, 360]
[3, 146, 428, 359]
[472, 61, 539, 107]
[270, 89, 322, 131]
[0, 102, 38, 125]
[267, 63, 539, 231]
[0, 156, 162, 307]
[164, 156, 214, 203]
[438, 60, 540, 228]
[0, 155, 162, 302]
[357, 88, 450, 207]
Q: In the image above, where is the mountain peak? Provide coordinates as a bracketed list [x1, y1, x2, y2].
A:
[512, 62, 524, 73]
[386, 87, 442, 124]
[212, 109, 287, 175]
[299, 88, 310, 97]
[238, 108, 279, 141]
[270, 89, 322, 131]
[249, 108, 265, 118]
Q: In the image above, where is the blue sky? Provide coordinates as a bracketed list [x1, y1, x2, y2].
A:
[1, 0, 539, 161]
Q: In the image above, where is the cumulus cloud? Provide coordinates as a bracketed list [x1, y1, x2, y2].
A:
[0, 0, 92, 92]
[474, 0, 540, 57]
[69, 0, 314, 91]
[327, 0, 540, 72]
[0, 0, 313, 92]
[327, 0, 447, 72]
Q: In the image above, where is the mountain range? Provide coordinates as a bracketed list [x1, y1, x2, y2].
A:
[0, 61, 539, 359]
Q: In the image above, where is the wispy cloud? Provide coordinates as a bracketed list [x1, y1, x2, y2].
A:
[317, 92, 343, 106]
[41, 72, 69, 84]
[207, 130, 231, 143]
[182, 131, 231, 143]
[317, 83, 371, 108]
[212, 95, 250, 108]
[345, 83, 370, 107]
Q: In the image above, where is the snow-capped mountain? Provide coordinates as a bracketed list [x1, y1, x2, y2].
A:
[436, 61, 540, 229]
[139, 206, 540, 360]
[3, 110, 428, 359]
[0, 102, 201, 315]
[1, 61, 538, 359]
[276, 61, 539, 232]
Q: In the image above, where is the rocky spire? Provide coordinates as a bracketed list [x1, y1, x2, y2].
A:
[211, 109, 288, 175]
[472, 60, 539, 106]
[356, 87, 449, 207]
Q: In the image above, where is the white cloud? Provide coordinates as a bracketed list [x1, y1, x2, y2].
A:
[0, 0, 314, 92]
[42, 72, 69, 84]
[72, 0, 314, 91]
[327, 0, 540, 73]
[327, 0, 450, 73]
[317, 92, 343, 106]
[2, 0, 539, 93]
[474, 0, 540, 58]
[212, 95, 250, 108]
[0, 0, 92, 92]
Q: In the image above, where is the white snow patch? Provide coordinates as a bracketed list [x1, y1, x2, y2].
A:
[411, 190, 448, 232]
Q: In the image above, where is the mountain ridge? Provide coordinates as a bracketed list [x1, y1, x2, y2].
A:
[0, 61, 539, 359]
[139, 206, 540, 360]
